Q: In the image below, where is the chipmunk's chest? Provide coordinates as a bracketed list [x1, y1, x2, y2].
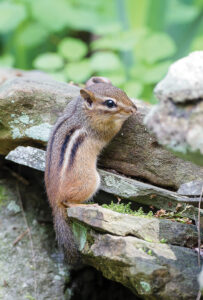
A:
[58, 133, 101, 202]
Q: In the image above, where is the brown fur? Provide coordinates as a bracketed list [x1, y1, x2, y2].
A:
[44, 77, 136, 264]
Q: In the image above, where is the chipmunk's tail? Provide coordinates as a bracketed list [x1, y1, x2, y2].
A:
[53, 206, 80, 265]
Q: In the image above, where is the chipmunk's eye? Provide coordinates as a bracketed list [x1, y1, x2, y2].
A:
[104, 99, 117, 108]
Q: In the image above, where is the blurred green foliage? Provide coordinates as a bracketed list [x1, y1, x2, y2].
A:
[0, 0, 202, 102]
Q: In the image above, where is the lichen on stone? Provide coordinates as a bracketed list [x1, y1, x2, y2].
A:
[11, 127, 22, 139]
[18, 115, 30, 125]
[25, 123, 52, 142]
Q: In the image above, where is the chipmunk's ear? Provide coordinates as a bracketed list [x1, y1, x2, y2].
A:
[85, 76, 112, 87]
[80, 89, 95, 107]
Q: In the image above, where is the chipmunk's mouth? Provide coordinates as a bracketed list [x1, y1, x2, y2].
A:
[123, 105, 137, 115]
[113, 113, 132, 120]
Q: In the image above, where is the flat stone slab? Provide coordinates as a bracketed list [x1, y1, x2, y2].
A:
[68, 205, 201, 247]
[68, 205, 201, 300]
[6, 146, 203, 220]
[178, 180, 203, 196]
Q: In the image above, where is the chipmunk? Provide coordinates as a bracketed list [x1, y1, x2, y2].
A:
[44, 77, 137, 264]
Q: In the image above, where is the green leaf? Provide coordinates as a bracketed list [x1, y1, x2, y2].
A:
[90, 52, 122, 72]
[167, 0, 199, 24]
[94, 22, 122, 35]
[65, 8, 102, 32]
[131, 61, 171, 84]
[31, 0, 71, 32]
[96, 70, 126, 86]
[0, 54, 15, 67]
[191, 36, 203, 51]
[195, 0, 203, 8]
[58, 38, 88, 61]
[135, 32, 176, 64]
[33, 53, 64, 71]
[91, 30, 145, 51]
[66, 1, 118, 33]
[64, 60, 92, 83]
[124, 81, 143, 98]
[143, 61, 171, 84]
[18, 23, 49, 47]
[49, 72, 67, 83]
[0, 2, 26, 33]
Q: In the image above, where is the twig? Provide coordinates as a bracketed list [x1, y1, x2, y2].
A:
[13, 229, 29, 246]
[4, 166, 29, 185]
[16, 183, 37, 299]
[197, 185, 203, 268]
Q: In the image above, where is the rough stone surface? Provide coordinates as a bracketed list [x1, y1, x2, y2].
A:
[6, 146, 46, 171]
[0, 175, 68, 300]
[178, 180, 203, 196]
[1, 68, 203, 189]
[68, 205, 201, 247]
[68, 205, 201, 300]
[154, 51, 203, 102]
[145, 51, 203, 165]
[6, 146, 203, 220]
[0, 68, 79, 153]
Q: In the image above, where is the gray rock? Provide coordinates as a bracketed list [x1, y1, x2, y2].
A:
[154, 51, 203, 102]
[145, 52, 203, 165]
[68, 205, 201, 299]
[1, 68, 203, 188]
[68, 205, 201, 247]
[6, 146, 203, 220]
[0, 68, 79, 153]
[6, 145, 202, 299]
[178, 180, 203, 196]
[0, 177, 68, 300]
[6, 146, 46, 171]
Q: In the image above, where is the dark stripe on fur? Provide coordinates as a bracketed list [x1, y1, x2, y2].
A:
[47, 105, 77, 177]
[48, 121, 64, 176]
[68, 134, 85, 169]
[59, 128, 77, 167]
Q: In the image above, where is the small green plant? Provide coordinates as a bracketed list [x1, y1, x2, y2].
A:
[102, 201, 153, 217]
[160, 238, 167, 244]
[25, 294, 36, 300]
[0, 185, 7, 206]
[155, 209, 193, 224]
[147, 249, 153, 256]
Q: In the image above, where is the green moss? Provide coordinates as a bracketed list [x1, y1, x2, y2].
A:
[72, 221, 87, 251]
[139, 281, 151, 293]
[145, 238, 153, 243]
[160, 238, 167, 244]
[156, 209, 193, 224]
[147, 249, 153, 256]
[142, 247, 154, 256]
[0, 185, 7, 206]
[102, 201, 153, 217]
[25, 294, 36, 300]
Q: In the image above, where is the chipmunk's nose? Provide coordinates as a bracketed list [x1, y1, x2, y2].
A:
[123, 104, 137, 114]
[127, 104, 137, 114]
[131, 104, 137, 114]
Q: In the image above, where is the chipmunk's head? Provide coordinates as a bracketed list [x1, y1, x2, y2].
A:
[80, 79, 137, 125]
